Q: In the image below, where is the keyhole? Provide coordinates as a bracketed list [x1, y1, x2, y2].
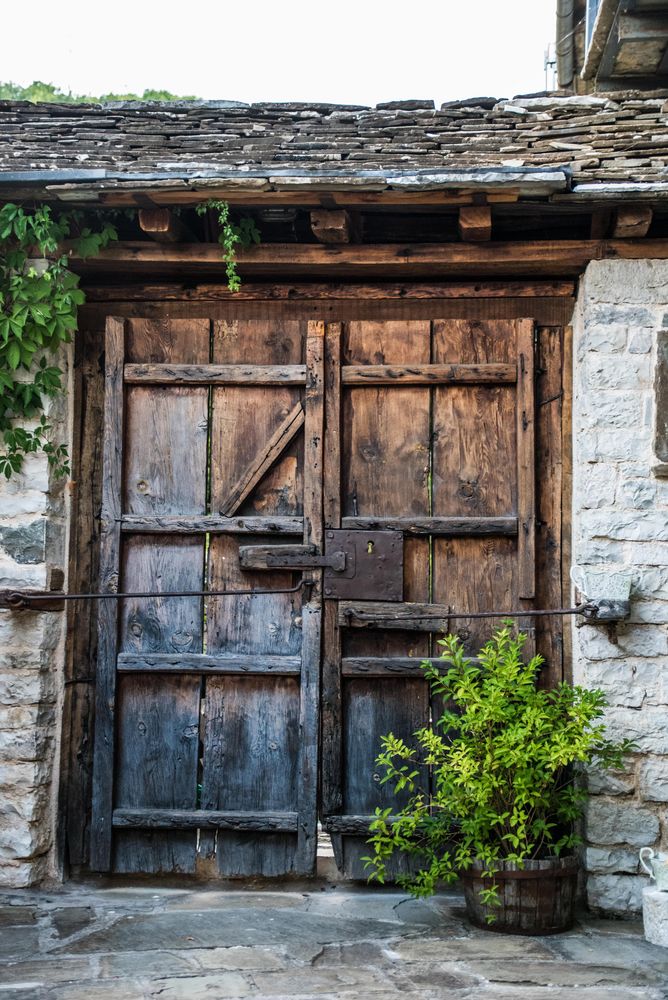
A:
[367, 540, 375, 555]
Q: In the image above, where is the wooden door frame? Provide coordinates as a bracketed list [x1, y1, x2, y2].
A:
[58, 281, 575, 877]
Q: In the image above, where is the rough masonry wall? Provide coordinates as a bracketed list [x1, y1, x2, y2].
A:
[573, 260, 668, 915]
[0, 346, 72, 887]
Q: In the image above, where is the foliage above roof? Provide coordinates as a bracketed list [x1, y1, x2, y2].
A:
[0, 81, 198, 104]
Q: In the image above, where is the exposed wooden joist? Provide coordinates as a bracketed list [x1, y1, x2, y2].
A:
[71, 240, 668, 278]
[590, 209, 613, 239]
[612, 206, 653, 239]
[458, 205, 492, 242]
[138, 207, 196, 243]
[310, 209, 353, 244]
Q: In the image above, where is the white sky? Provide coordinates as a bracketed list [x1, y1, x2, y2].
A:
[2, 1, 557, 106]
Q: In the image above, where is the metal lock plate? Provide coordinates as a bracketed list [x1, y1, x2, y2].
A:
[323, 530, 403, 601]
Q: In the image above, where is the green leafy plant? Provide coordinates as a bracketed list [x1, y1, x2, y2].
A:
[363, 624, 635, 917]
[0, 203, 118, 478]
[196, 199, 260, 292]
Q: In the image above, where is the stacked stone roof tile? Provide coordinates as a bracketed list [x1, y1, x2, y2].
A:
[1, 94, 668, 190]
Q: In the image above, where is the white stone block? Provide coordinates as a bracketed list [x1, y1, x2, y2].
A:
[628, 329, 655, 354]
[579, 510, 668, 543]
[586, 798, 660, 846]
[587, 873, 644, 914]
[584, 260, 668, 305]
[585, 847, 641, 873]
[618, 478, 658, 510]
[576, 465, 618, 508]
[582, 660, 660, 708]
[639, 759, 668, 802]
[584, 355, 652, 391]
[587, 763, 636, 796]
[579, 391, 646, 431]
[643, 888, 668, 947]
[0, 859, 41, 888]
[604, 707, 668, 755]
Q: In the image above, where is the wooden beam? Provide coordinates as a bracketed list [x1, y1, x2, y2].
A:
[82, 280, 575, 302]
[612, 206, 653, 239]
[458, 205, 492, 242]
[341, 363, 516, 385]
[71, 239, 668, 278]
[98, 189, 522, 209]
[121, 514, 303, 534]
[590, 209, 613, 239]
[340, 515, 518, 536]
[310, 209, 352, 244]
[124, 363, 306, 386]
[138, 208, 195, 243]
[113, 808, 299, 831]
[117, 652, 301, 674]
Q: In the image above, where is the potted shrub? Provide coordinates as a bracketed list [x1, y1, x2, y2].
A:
[363, 623, 634, 934]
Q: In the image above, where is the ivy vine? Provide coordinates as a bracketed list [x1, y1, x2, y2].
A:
[196, 199, 260, 292]
[0, 204, 118, 479]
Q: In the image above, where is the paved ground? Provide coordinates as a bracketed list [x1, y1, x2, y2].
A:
[0, 882, 666, 1000]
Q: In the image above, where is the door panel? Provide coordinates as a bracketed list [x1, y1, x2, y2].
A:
[91, 316, 322, 877]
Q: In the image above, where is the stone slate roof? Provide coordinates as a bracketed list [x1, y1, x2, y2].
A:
[2, 93, 668, 200]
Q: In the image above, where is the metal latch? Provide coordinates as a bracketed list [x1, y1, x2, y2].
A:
[238, 530, 404, 601]
[239, 544, 346, 572]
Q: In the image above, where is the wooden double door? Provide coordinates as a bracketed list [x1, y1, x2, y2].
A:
[90, 311, 564, 877]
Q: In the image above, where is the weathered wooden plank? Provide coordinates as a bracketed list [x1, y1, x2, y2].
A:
[113, 809, 299, 831]
[430, 319, 520, 654]
[341, 677, 428, 878]
[80, 297, 574, 327]
[90, 317, 125, 873]
[121, 514, 303, 534]
[341, 363, 516, 385]
[99, 188, 522, 208]
[61, 327, 105, 868]
[339, 601, 454, 631]
[124, 319, 210, 517]
[535, 326, 564, 688]
[341, 516, 518, 536]
[113, 317, 209, 874]
[342, 657, 431, 676]
[84, 280, 575, 302]
[517, 319, 536, 600]
[124, 363, 307, 385]
[70, 239, 668, 278]
[295, 320, 325, 875]
[458, 205, 492, 242]
[323, 814, 401, 835]
[561, 326, 574, 684]
[117, 652, 301, 674]
[201, 678, 300, 875]
[113, 674, 200, 873]
[322, 323, 343, 862]
[219, 401, 305, 517]
[205, 319, 305, 875]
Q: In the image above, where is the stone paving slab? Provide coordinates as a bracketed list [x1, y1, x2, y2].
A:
[0, 884, 665, 1000]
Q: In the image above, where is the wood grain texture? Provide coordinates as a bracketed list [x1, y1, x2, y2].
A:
[296, 320, 325, 874]
[517, 319, 536, 600]
[201, 678, 300, 875]
[117, 652, 301, 674]
[83, 281, 576, 303]
[124, 363, 306, 385]
[113, 809, 299, 831]
[341, 516, 517, 536]
[61, 327, 104, 868]
[90, 317, 125, 872]
[535, 326, 564, 687]
[341, 363, 516, 385]
[121, 515, 303, 534]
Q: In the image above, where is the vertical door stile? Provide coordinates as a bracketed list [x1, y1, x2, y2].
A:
[296, 320, 325, 873]
[517, 318, 536, 601]
[90, 316, 125, 871]
[322, 322, 343, 865]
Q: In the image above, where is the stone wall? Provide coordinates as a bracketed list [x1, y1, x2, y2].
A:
[0, 345, 72, 887]
[573, 260, 668, 915]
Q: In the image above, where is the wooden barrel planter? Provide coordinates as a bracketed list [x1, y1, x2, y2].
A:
[460, 856, 578, 935]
